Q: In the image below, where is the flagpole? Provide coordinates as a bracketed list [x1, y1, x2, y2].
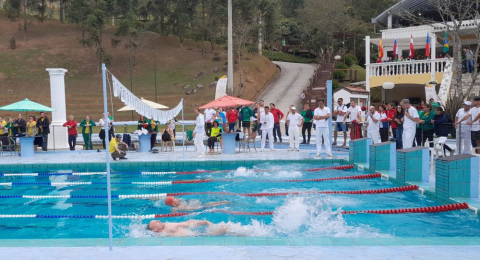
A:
[181, 99, 185, 161]
[102, 63, 114, 251]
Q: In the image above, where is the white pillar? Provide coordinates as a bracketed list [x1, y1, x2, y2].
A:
[365, 36, 371, 92]
[431, 33, 437, 81]
[387, 14, 393, 29]
[227, 0, 234, 95]
[46, 68, 69, 150]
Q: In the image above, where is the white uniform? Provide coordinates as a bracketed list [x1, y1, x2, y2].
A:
[366, 112, 381, 144]
[260, 112, 274, 150]
[194, 114, 206, 156]
[287, 112, 303, 150]
[314, 107, 331, 155]
[456, 108, 472, 155]
[402, 106, 419, 149]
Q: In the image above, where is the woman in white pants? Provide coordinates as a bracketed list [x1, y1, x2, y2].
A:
[287, 106, 304, 151]
[313, 100, 333, 157]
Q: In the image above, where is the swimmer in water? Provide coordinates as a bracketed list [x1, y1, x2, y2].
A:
[147, 220, 229, 237]
[164, 196, 230, 212]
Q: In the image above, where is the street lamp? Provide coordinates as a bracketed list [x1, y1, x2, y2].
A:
[382, 82, 395, 103]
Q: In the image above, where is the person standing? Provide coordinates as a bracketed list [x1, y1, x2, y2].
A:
[387, 103, 397, 141]
[378, 105, 388, 142]
[464, 47, 474, 73]
[333, 98, 348, 146]
[287, 106, 304, 151]
[467, 97, 480, 153]
[314, 100, 333, 157]
[285, 105, 294, 137]
[344, 101, 361, 140]
[240, 105, 253, 137]
[269, 103, 284, 143]
[0, 116, 7, 136]
[400, 99, 420, 149]
[149, 118, 159, 150]
[168, 118, 177, 138]
[259, 105, 275, 151]
[414, 106, 424, 146]
[366, 106, 381, 144]
[204, 107, 216, 136]
[419, 104, 435, 147]
[194, 108, 206, 157]
[226, 107, 238, 133]
[63, 115, 78, 151]
[36, 112, 50, 151]
[98, 113, 113, 149]
[394, 106, 404, 149]
[455, 101, 473, 155]
[300, 103, 313, 144]
[432, 107, 453, 155]
[13, 114, 26, 136]
[80, 116, 96, 150]
[137, 115, 149, 130]
[5, 118, 15, 137]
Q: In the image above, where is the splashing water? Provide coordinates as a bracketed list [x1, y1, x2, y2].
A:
[228, 167, 302, 179]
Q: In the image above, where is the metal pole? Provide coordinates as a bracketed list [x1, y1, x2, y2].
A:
[129, 49, 133, 121]
[154, 50, 158, 103]
[102, 63, 114, 251]
[227, 0, 233, 95]
[181, 99, 185, 161]
[327, 80, 333, 147]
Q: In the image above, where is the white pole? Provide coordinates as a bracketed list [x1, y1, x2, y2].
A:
[181, 99, 185, 161]
[102, 63, 114, 251]
[365, 36, 371, 92]
[227, 0, 234, 95]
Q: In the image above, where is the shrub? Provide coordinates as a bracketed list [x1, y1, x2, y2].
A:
[334, 63, 348, 80]
[343, 54, 358, 67]
[332, 80, 341, 91]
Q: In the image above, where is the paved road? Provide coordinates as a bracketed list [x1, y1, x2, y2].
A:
[256, 61, 318, 113]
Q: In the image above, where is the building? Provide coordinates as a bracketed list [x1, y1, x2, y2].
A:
[333, 86, 369, 108]
[365, 0, 479, 105]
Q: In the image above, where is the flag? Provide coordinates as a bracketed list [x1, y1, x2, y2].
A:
[409, 34, 415, 58]
[443, 32, 449, 54]
[393, 37, 398, 59]
[379, 38, 384, 59]
[425, 33, 430, 57]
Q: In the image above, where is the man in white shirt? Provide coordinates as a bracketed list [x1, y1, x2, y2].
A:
[314, 100, 333, 157]
[333, 98, 348, 146]
[259, 105, 275, 151]
[455, 101, 473, 155]
[194, 108, 206, 157]
[366, 106, 381, 144]
[400, 99, 420, 149]
[287, 106, 304, 151]
[204, 108, 216, 136]
[344, 101, 362, 140]
[467, 97, 480, 153]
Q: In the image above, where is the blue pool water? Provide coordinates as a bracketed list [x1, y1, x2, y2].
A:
[0, 162, 479, 239]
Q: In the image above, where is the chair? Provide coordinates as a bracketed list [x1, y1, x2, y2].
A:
[239, 132, 257, 152]
[426, 137, 448, 164]
[0, 136, 17, 156]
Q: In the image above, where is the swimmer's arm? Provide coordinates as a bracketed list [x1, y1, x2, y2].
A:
[203, 201, 231, 208]
[178, 220, 213, 227]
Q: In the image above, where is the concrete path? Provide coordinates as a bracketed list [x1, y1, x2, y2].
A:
[256, 61, 317, 113]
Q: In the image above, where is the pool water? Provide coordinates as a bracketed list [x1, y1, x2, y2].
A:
[0, 162, 479, 239]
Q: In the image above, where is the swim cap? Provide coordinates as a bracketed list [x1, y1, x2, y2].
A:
[165, 196, 175, 206]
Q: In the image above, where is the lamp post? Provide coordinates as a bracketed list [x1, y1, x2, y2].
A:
[227, 0, 233, 95]
[382, 82, 395, 104]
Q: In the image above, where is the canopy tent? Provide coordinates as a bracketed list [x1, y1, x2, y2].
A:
[117, 97, 169, 111]
[0, 98, 56, 112]
[199, 95, 254, 109]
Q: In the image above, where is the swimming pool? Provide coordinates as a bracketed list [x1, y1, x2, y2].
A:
[0, 160, 479, 239]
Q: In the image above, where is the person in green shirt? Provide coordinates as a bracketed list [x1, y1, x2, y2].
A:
[300, 103, 314, 144]
[80, 115, 96, 150]
[138, 115, 149, 130]
[240, 105, 253, 136]
[5, 117, 15, 137]
[428, 98, 440, 110]
[418, 104, 435, 147]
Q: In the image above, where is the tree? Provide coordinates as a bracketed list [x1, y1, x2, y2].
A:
[65, 0, 94, 40]
[4, 0, 39, 41]
[171, 0, 198, 46]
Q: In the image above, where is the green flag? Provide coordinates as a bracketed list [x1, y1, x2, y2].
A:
[443, 32, 449, 54]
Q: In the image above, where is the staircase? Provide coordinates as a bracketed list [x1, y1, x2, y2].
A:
[439, 58, 480, 101]
[304, 57, 336, 107]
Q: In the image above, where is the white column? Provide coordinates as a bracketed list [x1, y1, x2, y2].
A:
[431, 33, 437, 81]
[46, 68, 69, 150]
[365, 36, 371, 92]
[387, 14, 392, 29]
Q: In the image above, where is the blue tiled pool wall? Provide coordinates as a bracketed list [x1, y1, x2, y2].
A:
[0, 159, 347, 173]
[369, 142, 396, 172]
[436, 157, 480, 199]
[396, 148, 429, 183]
[348, 138, 370, 165]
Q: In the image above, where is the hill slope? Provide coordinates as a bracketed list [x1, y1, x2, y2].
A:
[0, 14, 277, 121]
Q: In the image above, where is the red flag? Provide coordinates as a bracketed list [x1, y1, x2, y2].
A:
[425, 34, 430, 57]
[409, 34, 415, 58]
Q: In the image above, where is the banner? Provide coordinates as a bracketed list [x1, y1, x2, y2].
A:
[111, 74, 183, 123]
[215, 75, 228, 99]
[425, 83, 440, 103]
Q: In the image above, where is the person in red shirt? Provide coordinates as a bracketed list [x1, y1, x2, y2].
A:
[226, 107, 238, 133]
[386, 103, 397, 141]
[269, 103, 285, 142]
[63, 115, 78, 151]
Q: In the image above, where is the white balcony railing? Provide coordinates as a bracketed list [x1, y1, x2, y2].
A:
[367, 59, 448, 77]
[381, 25, 434, 39]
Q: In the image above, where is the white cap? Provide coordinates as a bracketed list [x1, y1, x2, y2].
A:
[291, 107, 297, 110]
[464, 101, 472, 106]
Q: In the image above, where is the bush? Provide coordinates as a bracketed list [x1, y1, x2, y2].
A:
[247, 45, 258, 54]
[262, 50, 318, 63]
[334, 63, 348, 80]
[343, 54, 358, 67]
[332, 80, 341, 91]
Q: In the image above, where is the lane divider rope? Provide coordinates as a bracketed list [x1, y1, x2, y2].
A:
[0, 173, 379, 187]
[0, 165, 355, 177]
[0, 202, 467, 219]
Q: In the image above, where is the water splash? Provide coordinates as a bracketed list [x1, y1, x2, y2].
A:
[228, 167, 302, 179]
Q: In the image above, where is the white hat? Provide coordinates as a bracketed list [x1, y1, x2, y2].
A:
[291, 106, 297, 110]
[464, 101, 472, 106]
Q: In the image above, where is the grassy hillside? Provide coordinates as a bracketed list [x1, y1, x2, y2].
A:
[0, 14, 277, 121]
